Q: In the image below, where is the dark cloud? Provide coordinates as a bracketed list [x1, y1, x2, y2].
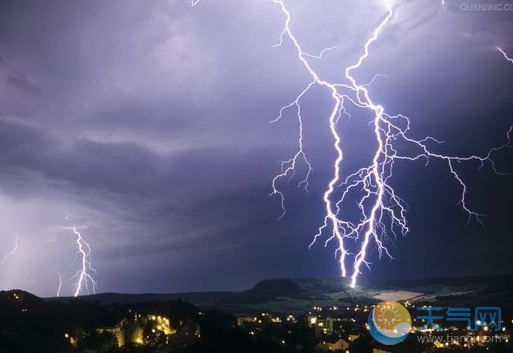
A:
[0, 0, 512, 296]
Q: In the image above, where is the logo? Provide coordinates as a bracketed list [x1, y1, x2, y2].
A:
[416, 306, 501, 331]
[368, 301, 412, 345]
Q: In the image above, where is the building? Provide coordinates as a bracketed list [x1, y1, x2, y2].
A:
[317, 334, 350, 351]
[97, 313, 175, 348]
[373, 349, 393, 353]
[306, 315, 335, 336]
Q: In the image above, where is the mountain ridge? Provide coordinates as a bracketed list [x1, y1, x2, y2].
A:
[34, 274, 513, 309]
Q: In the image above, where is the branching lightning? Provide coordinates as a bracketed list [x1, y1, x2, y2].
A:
[71, 227, 97, 297]
[271, 1, 512, 287]
[4, 222, 98, 296]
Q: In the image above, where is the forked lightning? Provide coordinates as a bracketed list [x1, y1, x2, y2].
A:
[271, 0, 512, 287]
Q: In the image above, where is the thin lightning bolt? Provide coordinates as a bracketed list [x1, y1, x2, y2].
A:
[271, 1, 512, 288]
[497, 47, 513, 65]
[55, 271, 63, 297]
[270, 81, 314, 220]
[1, 236, 19, 265]
[71, 227, 97, 297]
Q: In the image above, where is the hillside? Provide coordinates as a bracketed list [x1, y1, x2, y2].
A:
[216, 277, 371, 304]
[46, 291, 234, 305]
[36, 274, 513, 313]
[213, 275, 513, 313]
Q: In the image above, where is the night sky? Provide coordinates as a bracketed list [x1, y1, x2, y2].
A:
[0, 0, 512, 297]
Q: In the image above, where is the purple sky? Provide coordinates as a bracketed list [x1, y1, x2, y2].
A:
[0, 0, 512, 297]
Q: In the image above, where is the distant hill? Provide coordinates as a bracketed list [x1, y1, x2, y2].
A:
[371, 275, 513, 289]
[37, 274, 513, 313]
[45, 291, 234, 305]
[213, 275, 513, 313]
[0, 289, 44, 306]
[217, 277, 358, 304]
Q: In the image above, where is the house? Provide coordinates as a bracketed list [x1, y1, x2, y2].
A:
[315, 333, 350, 351]
[373, 349, 393, 353]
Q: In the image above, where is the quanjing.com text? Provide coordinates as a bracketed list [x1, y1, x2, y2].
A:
[460, 3, 513, 11]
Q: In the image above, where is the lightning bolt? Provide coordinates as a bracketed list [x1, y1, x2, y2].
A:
[271, 1, 512, 288]
[71, 227, 97, 297]
[1, 236, 19, 265]
[497, 47, 513, 65]
[55, 271, 63, 297]
[269, 81, 314, 220]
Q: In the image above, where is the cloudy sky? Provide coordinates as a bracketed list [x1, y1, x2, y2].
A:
[0, 0, 512, 297]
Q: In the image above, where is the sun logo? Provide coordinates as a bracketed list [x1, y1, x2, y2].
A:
[376, 302, 402, 331]
[368, 301, 412, 345]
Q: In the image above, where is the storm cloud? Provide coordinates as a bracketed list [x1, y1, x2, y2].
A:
[0, 0, 512, 296]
